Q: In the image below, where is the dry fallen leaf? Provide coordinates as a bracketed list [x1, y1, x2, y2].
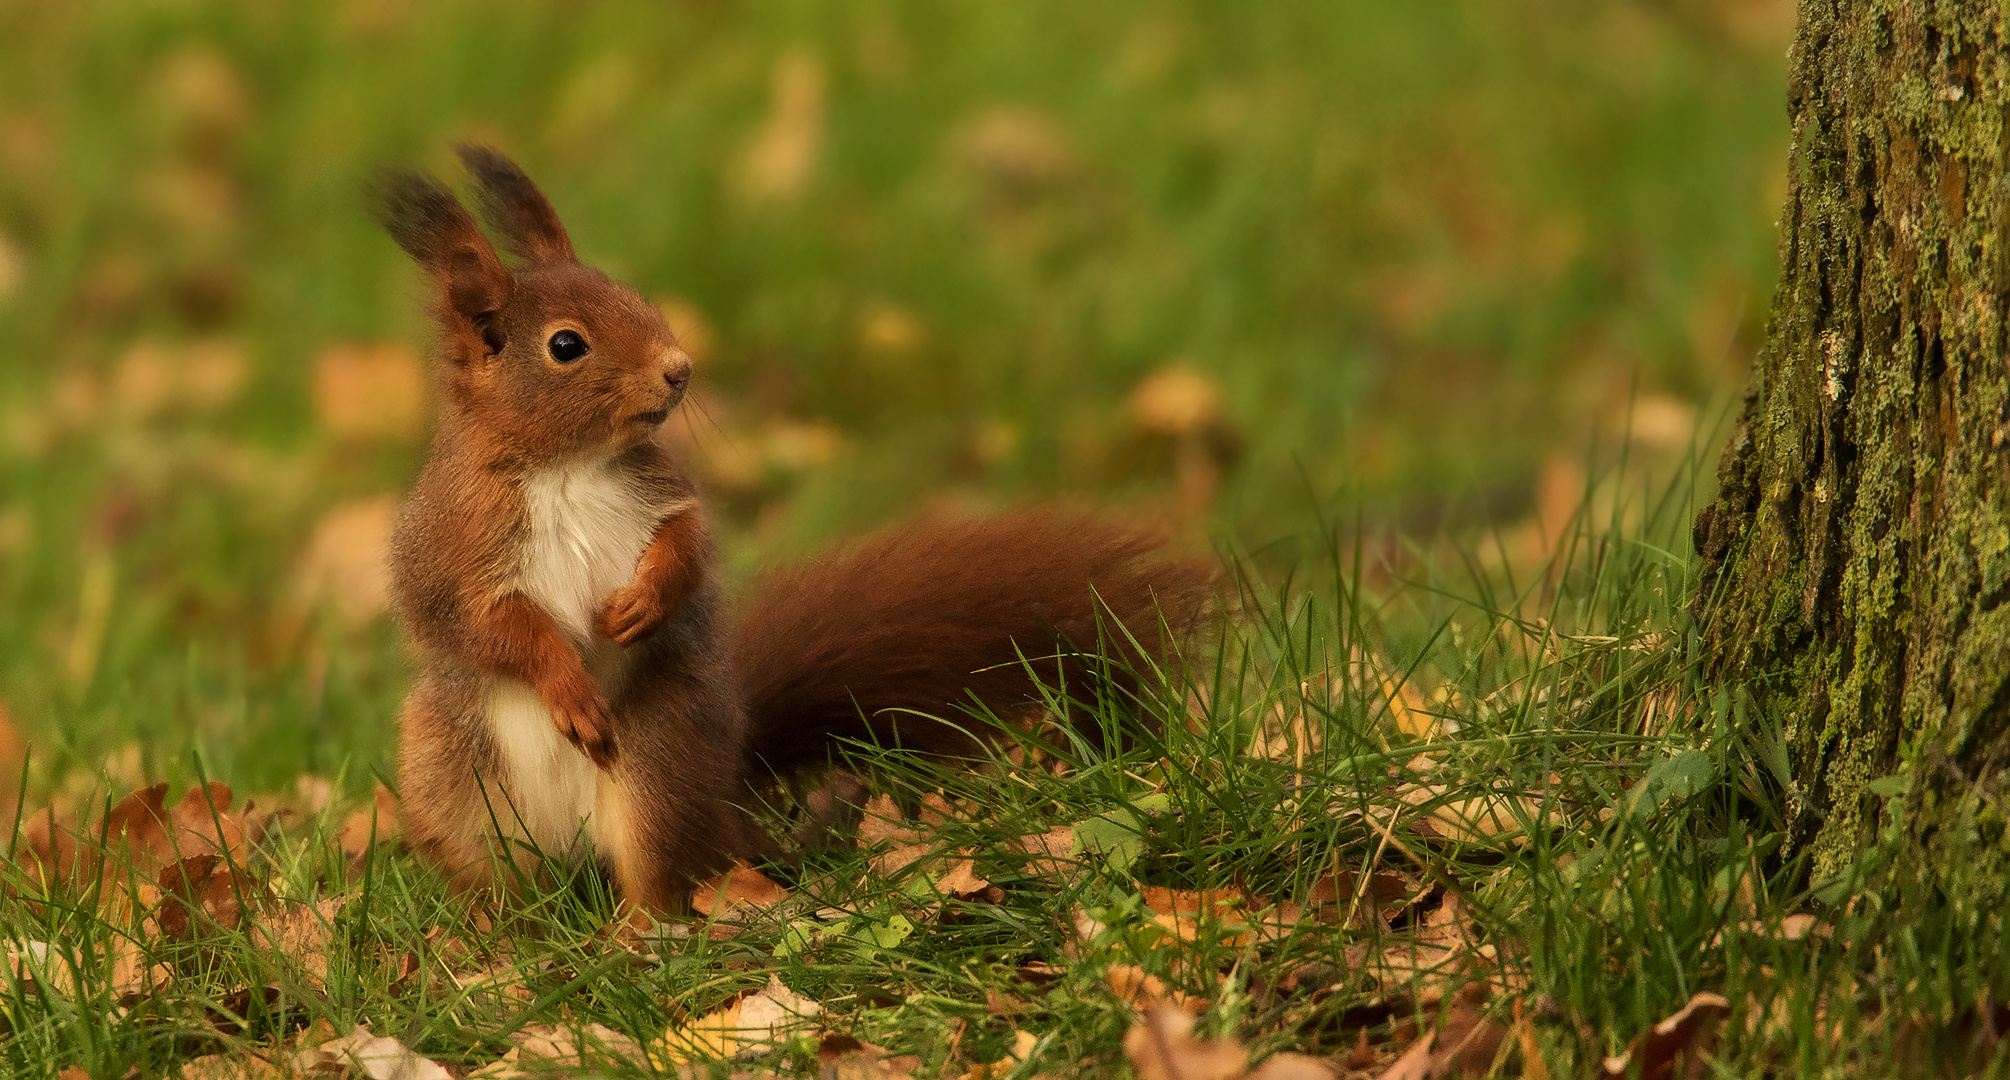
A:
[19, 806, 81, 894]
[1244, 1053, 1337, 1079]
[1141, 886, 1253, 948]
[735, 51, 824, 207]
[652, 973, 821, 1064]
[0, 698, 24, 810]
[314, 343, 426, 441]
[693, 860, 790, 917]
[952, 1029, 1041, 1080]
[815, 1034, 923, 1080]
[154, 852, 266, 940]
[1603, 991, 1732, 1080]
[859, 793, 916, 845]
[934, 856, 990, 897]
[472, 1022, 646, 1078]
[292, 496, 398, 628]
[1427, 997, 1511, 1078]
[101, 781, 248, 872]
[296, 1024, 452, 1080]
[339, 785, 401, 866]
[1372, 1031, 1436, 1080]
[872, 840, 931, 878]
[1514, 998, 1549, 1080]
[1106, 963, 1207, 1015]
[253, 894, 351, 991]
[1012, 825, 1079, 880]
[175, 1052, 283, 1079]
[458, 960, 537, 1006]
[1131, 365, 1223, 437]
[1124, 1005, 1246, 1080]
[955, 106, 1080, 193]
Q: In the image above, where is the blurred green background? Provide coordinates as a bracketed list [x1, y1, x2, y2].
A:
[0, 0, 1789, 798]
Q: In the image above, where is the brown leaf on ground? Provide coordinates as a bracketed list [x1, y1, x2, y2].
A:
[1372, 1031, 1435, 1080]
[107, 933, 168, 1000]
[1251, 899, 1306, 944]
[1414, 890, 1472, 950]
[859, 793, 917, 845]
[240, 774, 339, 847]
[295, 1024, 452, 1079]
[871, 840, 931, 878]
[917, 792, 956, 826]
[314, 342, 426, 441]
[1379, 673, 1440, 742]
[1428, 998, 1511, 1078]
[1362, 943, 1466, 1004]
[459, 960, 537, 1005]
[21, 782, 250, 903]
[155, 853, 267, 939]
[19, 806, 81, 893]
[951, 1029, 1042, 1080]
[176, 1052, 284, 1079]
[101, 781, 244, 870]
[0, 699, 23, 804]
[1012, 825, 1079, 880]
[1395, 783, 1556, 846]
[1106, 963, 1207, 1015]
[1710, 912, 1824, 948]
[1141, 886, 1253, 947]
[1306, 868, 1412, 928]
[1244, 1053, 1337, 1079]
[472, 1022, 647, 1077]
[693, 860, 789, 917]
[253, 894, 350, 991]
[1015, 961, 1064, 986]
[815, 1034, 923, 1080]
[934, 856, 990, 897]
[1124, 1005, 1247, 1080]
[1602, 992, 1731, 1080]
[1131, 365, 1223, 437]
[651, 973, 821, 1064]
[338, 785, 401, 865]
[167, 782, 247, 862]
[292, 496, 397, 628]
[1513, 998, 1549, 1080]
[294, 774, 335, 815]
[8, 940, 76, 998]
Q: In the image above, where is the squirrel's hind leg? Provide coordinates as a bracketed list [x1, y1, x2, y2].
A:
[594, 764, 754, 925]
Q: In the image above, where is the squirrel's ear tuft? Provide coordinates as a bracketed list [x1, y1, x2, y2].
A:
[455, 144, 577, 265]
[370, 168, 512, 352]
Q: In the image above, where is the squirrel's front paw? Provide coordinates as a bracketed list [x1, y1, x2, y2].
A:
[547, 682, 619, 771]
[595, 582, 666, 645]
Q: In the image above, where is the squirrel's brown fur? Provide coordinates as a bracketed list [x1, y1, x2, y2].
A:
[378, 147, 1214, 919]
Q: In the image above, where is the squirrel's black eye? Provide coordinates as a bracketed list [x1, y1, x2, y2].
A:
[547, 330, 589, 363]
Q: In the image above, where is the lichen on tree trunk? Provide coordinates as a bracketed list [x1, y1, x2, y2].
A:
[1695, 0, 2010, 878]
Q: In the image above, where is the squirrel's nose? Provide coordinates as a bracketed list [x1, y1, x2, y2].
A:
[661, 348, 694, 394]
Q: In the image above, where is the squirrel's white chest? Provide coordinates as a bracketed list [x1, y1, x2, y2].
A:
[515, 461, 659, 645]
[484, 459, 660, 859]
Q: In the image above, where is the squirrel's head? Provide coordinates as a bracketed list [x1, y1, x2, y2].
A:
[372, 145, 693, 459]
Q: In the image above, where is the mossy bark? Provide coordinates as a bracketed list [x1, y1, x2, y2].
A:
[1694, 0, 2010, 878]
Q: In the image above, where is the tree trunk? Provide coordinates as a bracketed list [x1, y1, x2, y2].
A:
[1694, 0, 2009, 879]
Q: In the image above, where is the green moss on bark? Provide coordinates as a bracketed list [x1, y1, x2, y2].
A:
[1695, 0, 2010, 881]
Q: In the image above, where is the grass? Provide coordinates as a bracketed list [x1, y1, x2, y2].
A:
[4, 445, 2005, 1077]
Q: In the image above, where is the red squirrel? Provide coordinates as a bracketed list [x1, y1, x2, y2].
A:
[376, 146, 1213, 918]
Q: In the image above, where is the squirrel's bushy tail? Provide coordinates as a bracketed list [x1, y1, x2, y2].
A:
[731, 506, 1217, 779]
